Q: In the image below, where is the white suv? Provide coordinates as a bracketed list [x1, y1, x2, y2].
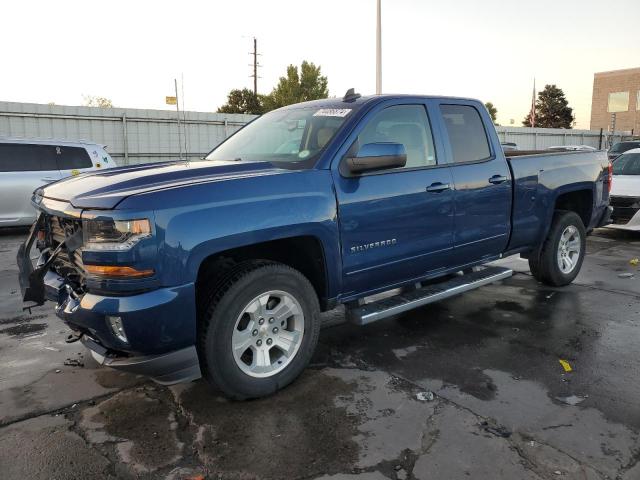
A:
[0, 138, 117, 227]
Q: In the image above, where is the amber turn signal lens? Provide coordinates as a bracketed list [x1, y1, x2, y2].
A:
[85, 265, 155, 278]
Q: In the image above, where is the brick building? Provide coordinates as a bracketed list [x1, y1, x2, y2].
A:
[590, 67, 640, 134]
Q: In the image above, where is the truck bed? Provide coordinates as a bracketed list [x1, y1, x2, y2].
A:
[505, 149, 609, 251]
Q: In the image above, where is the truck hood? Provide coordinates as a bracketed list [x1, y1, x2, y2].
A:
[40, 160, 284, 210]
[611, 175, 640, 198]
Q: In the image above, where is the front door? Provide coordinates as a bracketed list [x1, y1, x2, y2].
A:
[332, 103, 455, 298]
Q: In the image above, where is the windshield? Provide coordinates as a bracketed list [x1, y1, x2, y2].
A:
[206, 107, 352, 169]
[613, 153, 640, 175]
[610, 142, 640, 154]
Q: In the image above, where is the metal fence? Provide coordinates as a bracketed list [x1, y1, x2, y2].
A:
[0, 101, 635, 165]
[495, 126, 632, 150]
[0, 101, 255, 165]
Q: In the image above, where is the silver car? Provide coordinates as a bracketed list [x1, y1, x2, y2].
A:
[0, 138, 116, 226]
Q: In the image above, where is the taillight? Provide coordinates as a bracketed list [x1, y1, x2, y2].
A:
[607, 162, 613, 193]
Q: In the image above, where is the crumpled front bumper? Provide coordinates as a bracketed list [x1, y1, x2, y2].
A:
[82, 336, 201, 385]
[17, 220, 202, 385]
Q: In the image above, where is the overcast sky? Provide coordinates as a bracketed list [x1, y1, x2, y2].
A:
[2, 0, 638, 128]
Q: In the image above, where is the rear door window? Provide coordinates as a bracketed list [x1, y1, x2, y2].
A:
[440, 105, 491, 163]
[54, 146, 92, 170]
[0, 144, 58, 172]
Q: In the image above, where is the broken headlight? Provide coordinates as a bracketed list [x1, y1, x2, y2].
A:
[82, 218, 151, 251]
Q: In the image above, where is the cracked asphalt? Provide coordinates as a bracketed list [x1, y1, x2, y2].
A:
[1, 227, 640, 479]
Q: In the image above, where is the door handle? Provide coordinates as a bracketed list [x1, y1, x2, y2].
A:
[426, 182, 450, 193]
[488, 175, 508, 185]
[41, 177, 57, 182]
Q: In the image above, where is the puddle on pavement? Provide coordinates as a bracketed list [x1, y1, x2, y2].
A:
[316, 275, 640, 429]
[175, 370, 359, 479]
[437, 369, 640, 478]
[0, 323, 47, 337]
[76, 367, 438, 478]
[81, 387, 183, 474]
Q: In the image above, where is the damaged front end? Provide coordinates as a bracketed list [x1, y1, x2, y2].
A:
[17, 212, 85, 310]
[16, 203, 201, 385]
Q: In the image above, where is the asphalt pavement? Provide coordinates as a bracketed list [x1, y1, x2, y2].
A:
[1, 227, 639, 480]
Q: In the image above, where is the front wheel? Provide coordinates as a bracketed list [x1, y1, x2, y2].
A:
[199, 261, 320, 399]
[528, 211, 586, 286]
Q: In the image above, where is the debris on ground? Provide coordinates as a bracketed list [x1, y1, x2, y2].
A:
[55, 369, 61, 373]
[618, 272, 634, 278]
[558, 359, 573, 372]
[481, 422, 512, 438]
[556, 395, 585, 406]
[630, 258, 639, 266]
[416, 391, 435, 402]
[64, 358, 84, 367]
[546, 292, 555, 299]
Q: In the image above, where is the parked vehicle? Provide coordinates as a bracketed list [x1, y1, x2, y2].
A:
[608, 141, 640, 161]
[607, 148, 640, 230]
[18, 93, 612, 399]
[501, 142, 518, 151]
[547, 145, 596, 152]
[0, 138, 116, 227]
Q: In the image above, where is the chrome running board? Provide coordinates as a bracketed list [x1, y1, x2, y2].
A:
[347, 266, 513, 326]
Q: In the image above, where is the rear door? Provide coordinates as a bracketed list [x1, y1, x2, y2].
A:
[54, 145, 96, 177]
[332, 101, 455, 297]
[0, 143, 62, 226]
[436, 102, 512, 265]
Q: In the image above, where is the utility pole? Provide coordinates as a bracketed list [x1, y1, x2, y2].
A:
[174, 78, 183, 160]
[249, 37, 260, 95]
[376, 0, 382, 94]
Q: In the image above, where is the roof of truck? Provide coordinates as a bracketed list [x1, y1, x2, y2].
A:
[281, 94, 481, 110]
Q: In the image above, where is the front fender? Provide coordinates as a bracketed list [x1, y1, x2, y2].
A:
[141, 170, 342, 299]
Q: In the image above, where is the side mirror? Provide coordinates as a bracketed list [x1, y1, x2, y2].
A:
[344, 142, 407, 174]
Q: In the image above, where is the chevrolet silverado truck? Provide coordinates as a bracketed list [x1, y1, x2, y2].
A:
[18, 92, 613, 399]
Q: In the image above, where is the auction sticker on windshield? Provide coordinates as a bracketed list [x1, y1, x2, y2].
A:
[313, 108, 352, 117]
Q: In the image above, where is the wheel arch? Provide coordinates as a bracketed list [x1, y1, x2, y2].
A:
[194, 234, 333, 314]
[553, 188, 594, 229]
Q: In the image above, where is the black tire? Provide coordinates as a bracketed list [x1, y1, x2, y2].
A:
[199, 260, 320, 400]
[528, 211, 586, 286]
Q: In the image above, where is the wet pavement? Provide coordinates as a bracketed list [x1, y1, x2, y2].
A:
[1, 227, 640, 479]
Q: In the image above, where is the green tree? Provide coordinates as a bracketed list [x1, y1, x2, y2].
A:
[484, 102, 498, 124]
[522, 84, 574, 128]
[82, 95, 113, 108]
[263, 61, 328, 111]
[217, 88, 265, 115]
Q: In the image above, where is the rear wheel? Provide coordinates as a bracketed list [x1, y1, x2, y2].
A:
[199, 261, 320, 399]
[528, 211, 586, 286]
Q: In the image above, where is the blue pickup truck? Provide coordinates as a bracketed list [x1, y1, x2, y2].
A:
[18, 92, 612, 399]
